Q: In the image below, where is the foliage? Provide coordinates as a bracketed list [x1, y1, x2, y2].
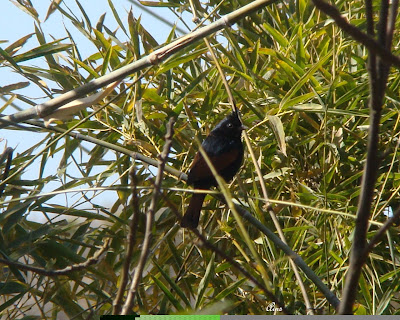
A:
[1, 0, 400, 318]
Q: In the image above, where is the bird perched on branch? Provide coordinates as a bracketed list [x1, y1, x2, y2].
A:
[181, 110, 245, 228]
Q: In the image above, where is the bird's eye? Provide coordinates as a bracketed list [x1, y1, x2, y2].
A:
[227, 123, 233, 128]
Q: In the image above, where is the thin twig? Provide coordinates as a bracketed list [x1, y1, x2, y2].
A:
[113, 166, 141, 314]
[0, 238, 110, 276]
[188, 0, 200, 23]
[203, 38, 236, 111]
[121, 118, 175, 315]
[377, 0, 391, 97]
[364, 206, 400, 255]
[365, 0, 374, 36]
[386, 0, 399, 48]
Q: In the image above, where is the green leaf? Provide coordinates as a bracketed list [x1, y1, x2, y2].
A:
[267, 115, 287, 156]
[1, 200, 33, 234]
[108, 0, 127, 35]
[139, 1, 180, 7]
[153, 260, 191, 307]
[195, 253, 215, 309]
[4, 33, 34, 55]
[279, 53, 332, 109]
[263, 22, 289, 47]
[151, 275, 184, 311]
[0, 281, 28, 294]
[0, 293, 25, 312]
[213, 278, 247, 302]
[13, 42, 72, 63]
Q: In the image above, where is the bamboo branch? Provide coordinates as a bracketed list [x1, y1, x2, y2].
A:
[0, 0, 277, 128]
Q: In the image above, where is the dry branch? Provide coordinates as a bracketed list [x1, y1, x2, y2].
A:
[312, 0, 400, 68]
[312, 0, 399, 314]
[0, 238, 110, 276]
[113, 167, 141, 315]
[121, 118, 175, 315]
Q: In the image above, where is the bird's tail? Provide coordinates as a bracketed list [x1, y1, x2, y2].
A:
[181, 193, 206, 228]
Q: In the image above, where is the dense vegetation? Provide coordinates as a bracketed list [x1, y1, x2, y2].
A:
[1, 0, 400, 317]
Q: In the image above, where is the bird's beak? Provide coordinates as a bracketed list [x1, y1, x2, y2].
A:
[241, 124, 247, 130]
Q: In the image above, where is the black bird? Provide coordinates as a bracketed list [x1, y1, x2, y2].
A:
[181, 110, 245, 228]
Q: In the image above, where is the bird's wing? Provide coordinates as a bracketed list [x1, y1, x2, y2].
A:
[187, 148, 240, 184]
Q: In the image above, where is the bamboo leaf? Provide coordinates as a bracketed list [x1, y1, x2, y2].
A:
[195, 253, 215, 309]
[267, 115, 287, 156]
[151, 275, 184, 311]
